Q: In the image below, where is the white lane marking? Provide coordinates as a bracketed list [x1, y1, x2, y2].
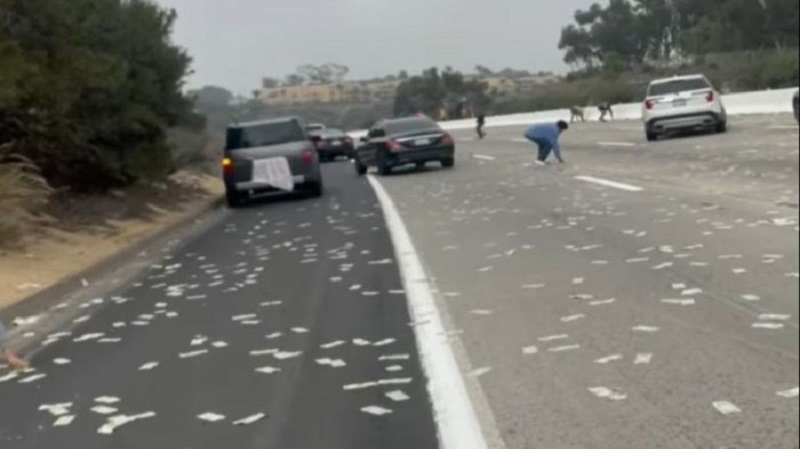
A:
[634, 353, 654, 365]
[511, 138, 528, 143]
[368, 175, 489, 449]
[574, 176, 644, 192]
[473, 154, 497, 161]
[597, 141, 637, 147]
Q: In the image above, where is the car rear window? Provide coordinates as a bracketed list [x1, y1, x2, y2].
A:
[648, 78, 711, 97]
[320, 129, 346, 138]
[226, 121, 306, 150]
[385, 118, 440, 135]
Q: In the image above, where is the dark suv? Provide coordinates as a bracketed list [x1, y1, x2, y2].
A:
[354, 117, 455, 176]
[222, 117, 323, 207]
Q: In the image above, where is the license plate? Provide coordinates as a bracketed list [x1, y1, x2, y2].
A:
[331, 141, 342, 147]
[414, 139, 430, 146]
[673, 100, 687, 107]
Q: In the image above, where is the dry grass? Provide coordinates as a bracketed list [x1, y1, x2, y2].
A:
[0, 146, 52, 247]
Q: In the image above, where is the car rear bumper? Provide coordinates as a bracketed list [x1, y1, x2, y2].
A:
[318, 147, 353, 158]
[385, 146, 455, 166]
[226, 173, 320, 194]
[647, 112, 723, 133]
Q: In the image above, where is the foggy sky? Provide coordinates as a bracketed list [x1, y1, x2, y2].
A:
[155, 0, 602, 94]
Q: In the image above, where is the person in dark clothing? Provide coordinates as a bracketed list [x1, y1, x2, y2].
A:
[599, 102, 614, 122]
[476, 114, 486, 139]
[524, 120, 569, 165]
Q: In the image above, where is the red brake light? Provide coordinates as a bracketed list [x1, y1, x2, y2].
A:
[386, 139, 402, 152]
[705, 91, 714, 102]
[441, 133, 454, 145]
[343, 136, 353, 145]
[222, 158, 233, 176]
[645, 100, 655, 110]
[301, 150, 315, 165]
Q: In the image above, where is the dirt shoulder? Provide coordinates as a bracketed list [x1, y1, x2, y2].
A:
[0, 172, 223, 310]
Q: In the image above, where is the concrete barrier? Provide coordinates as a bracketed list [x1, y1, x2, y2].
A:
[349, 87, 798, 137]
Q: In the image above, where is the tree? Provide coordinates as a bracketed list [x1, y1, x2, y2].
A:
[475, 65, 495, 77]
[559, 0, 800, 69]
[393, 67, 490, 118]
[0, 0, 195, 190]
[285, 74, 305, 86]
[262, 77, 280, 89]
[191, 86, 234, 107]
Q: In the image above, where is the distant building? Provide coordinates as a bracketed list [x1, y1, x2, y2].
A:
[259, 79, 402, 106]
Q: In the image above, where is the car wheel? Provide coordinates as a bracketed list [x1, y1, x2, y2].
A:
[646, 130, 658, 142]
[354, 159, 368, 176]
[416, 162, 426, 170]
[226, 189, 243, 208]
[441, 158, 455, 168]
[377, 153, 391, 176]
[306, 181, 323, 198]
[716, 121, 728, 134]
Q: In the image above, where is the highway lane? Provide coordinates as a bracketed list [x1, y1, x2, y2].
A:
[0, 163, 438, 449]
[460, 114, 799, 207]
[375, 116, 799, 448]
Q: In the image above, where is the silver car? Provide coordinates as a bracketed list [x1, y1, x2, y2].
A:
[223, 117, 323, 207]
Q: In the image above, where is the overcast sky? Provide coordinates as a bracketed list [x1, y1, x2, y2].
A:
[155, 0, 602, 94]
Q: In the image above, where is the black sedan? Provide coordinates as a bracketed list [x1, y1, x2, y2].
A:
[354, 117, 455, 176]
[310, 128, 355, 162]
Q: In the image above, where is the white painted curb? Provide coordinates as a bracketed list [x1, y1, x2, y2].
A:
[367, 175, 490, 449]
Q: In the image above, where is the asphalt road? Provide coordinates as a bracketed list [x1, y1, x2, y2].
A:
[0, 163, 438, 449]
[1, 114, 797, 449]
[378, 114, 799, 449]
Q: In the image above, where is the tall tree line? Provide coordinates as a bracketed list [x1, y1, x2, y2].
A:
[559, 0, 800, 68]
[0, 0, 197, 190]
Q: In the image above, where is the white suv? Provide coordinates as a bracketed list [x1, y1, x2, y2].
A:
[642, 74, 727, 141]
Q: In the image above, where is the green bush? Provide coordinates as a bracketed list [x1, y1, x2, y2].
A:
[0, 0, 194, 192]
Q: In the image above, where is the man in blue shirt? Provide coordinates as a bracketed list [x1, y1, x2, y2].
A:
[524, 120, 569, 165]
[1, 321, 28, 370]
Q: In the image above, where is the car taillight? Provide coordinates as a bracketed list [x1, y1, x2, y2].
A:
[343, 136, 353, 146]
[441, 133, 454, 145]
[705, 91, 714, 102]
[222, 157, 233, 176]
[315, 140, 328, 149]
[386, 140, 403, 151]
[301, 150, 315, 165]
[645, 100, 655, 110]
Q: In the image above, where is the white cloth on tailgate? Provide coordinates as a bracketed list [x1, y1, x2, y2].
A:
[252, 157, 294, 192]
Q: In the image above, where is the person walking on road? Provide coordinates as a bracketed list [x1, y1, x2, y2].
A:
[476, 113, 487, 139]
[524, 120, 569, 165]
[570, 105, 585, 123]
[599, 102, 614, 122]
[1, 321, 28, 371]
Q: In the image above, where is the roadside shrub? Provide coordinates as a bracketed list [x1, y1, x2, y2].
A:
[0, 146, 52, 247]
